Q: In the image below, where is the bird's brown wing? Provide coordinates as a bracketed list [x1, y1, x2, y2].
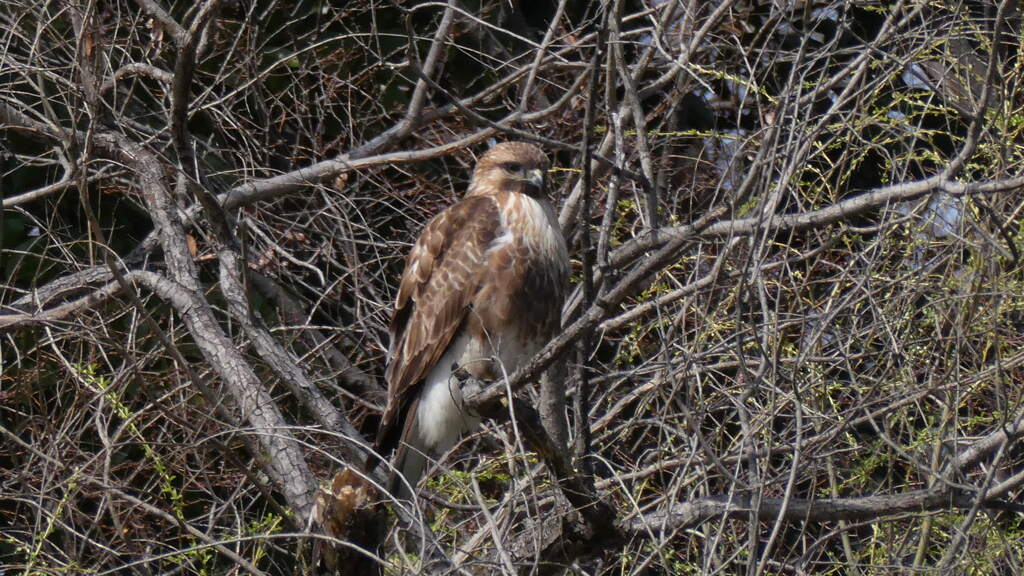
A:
[376, 194, 501, 451]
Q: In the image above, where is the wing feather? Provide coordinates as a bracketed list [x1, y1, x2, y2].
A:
[376, 195, 501, 449]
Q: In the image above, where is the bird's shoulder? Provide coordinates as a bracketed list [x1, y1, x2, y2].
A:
[394, 194, 504, 310]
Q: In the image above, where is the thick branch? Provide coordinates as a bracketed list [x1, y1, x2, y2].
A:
[618, 489, 1016, 536]
[129, 269, 318, 516]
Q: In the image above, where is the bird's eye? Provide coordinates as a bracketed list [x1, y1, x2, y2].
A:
[501, 162, 522, 173]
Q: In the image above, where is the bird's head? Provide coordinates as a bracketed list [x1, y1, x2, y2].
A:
[467, 141, 551, 199]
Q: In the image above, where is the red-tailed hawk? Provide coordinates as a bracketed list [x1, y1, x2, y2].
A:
[377, 142, 569, 499]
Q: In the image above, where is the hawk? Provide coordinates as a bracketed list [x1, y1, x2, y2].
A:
[376, 142, 569, 499]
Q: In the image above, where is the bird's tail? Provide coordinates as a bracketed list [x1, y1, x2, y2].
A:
[385, 397, 430, 501]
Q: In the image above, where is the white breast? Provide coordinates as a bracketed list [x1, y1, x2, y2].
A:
[506, 194, 569, 266]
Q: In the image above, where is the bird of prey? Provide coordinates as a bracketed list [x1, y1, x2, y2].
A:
[376, 142, 569, 499]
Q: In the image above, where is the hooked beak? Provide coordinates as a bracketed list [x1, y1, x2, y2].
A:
[526, 169, 545, 190]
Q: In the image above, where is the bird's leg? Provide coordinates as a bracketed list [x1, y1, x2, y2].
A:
[450, 362, 486, 417]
